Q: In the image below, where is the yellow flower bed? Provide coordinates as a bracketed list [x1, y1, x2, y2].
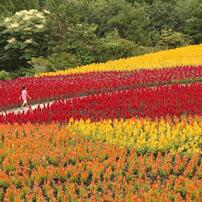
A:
[66, 115, 202, 154]
[39, 44, 202, 76]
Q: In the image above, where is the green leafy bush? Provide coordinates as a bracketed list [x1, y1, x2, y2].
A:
[0, 9, 50, 71]
[28, 57, 51, 73]
[154, 29, 191, 49]
[0, 70, 10, 80]
[48, 52, 79, 70]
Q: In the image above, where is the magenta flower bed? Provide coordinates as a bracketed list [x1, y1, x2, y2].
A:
[0, 66, 201, 110]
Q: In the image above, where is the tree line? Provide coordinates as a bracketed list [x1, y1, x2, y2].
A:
[0, 0, 201, 79]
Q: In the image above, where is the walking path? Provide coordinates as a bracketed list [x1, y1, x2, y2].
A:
[0, 88, 130, 116]
[0, 102, 54, 116]
[0, 81, 195, 116]
[0, 93, 94, 116]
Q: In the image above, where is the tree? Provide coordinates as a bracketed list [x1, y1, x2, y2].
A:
[94, 29, 135, 62]
[0, 0, 199, 76]
[154, 29, 190, 49]
[0, 10, 49, 71]
[88, 0, 149, 45]
[148, 0, 177, 33]
[184, 0, 202, 44]
[0, 0, 40, 15]
[46, 0, 139, 67]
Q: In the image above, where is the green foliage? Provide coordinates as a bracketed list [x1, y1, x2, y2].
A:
[147, 0, 202, 45]
[148, 1, 177, 32]
[0, 0, 201, 77]
[154, 29, 190, 49]
[0, 9, 49, 71]
[0, 70, 11, 80]
[48, 53, 79, 70]
[96, 30, 135, 61]
[46, 0, 147, 66]
[29, 54, 79, 72]
[11, 67, 36, 78]
[28, 57, 51, 73]
[131, 45, 162, 56]
[184, 0, 202, 44]
[0, 0, 40, 15]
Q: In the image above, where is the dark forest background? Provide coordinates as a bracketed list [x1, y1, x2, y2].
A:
[0, 0, 201, 79]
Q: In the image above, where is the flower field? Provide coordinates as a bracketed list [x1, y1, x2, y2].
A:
[1, 82, 201, 123]
[39, 44, 202, 76]
[0, 124, 201, 201]
[1, 66, 201, 110]
[0, 45, 202, 201]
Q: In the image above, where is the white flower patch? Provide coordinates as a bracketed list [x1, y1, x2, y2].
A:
[4, 18, 10, 23]
[44, 10, 51, 14]
[15, 11, 23, 16]
[29, 9, 38, 14]
[25, 27, 32, 31]
[36, 13, 45, 19]
[8, 22, 19, 29]
[23, 15, 32, 21]
[35, 24, 44, 29]
[7, 38, 16, 43]
[25, 39, 33, 44]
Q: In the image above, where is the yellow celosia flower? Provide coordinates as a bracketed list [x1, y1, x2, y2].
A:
[38, 44, 202, 77]
[66, 115, 202, 154]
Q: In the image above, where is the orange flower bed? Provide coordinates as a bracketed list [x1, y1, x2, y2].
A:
[0, 123, 201, 201]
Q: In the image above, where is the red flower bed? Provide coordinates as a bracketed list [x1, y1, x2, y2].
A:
[1, 82, 201, 123]
[0, 66, 201, 110]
